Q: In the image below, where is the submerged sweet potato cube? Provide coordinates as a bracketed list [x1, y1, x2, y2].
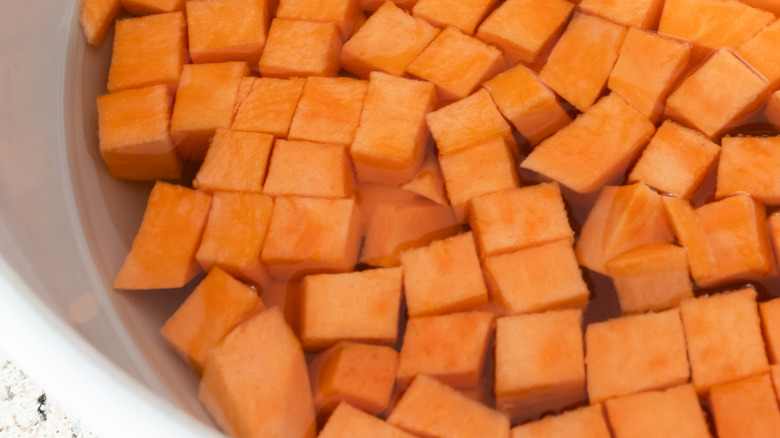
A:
[114, 181, 212, 290]
[288, 77, 368, 146]
[263, 140, 355, 199]
[605, 384, 711, 438]
[476, 0, 573, 65]
[483, 63, 572, 146]
[259, 18, 342, 78]
[186, 0, 269, 64]
[406, 27, 505, 102]
[426, 89, 513, 156]
[400, 232, 488, 317]
[709, 373, 780, 438]
[107, 12, 187, 94]
[319, 402, 415, 438]
[608, 28, 691, 122]
[193, 129, 273, 194]
[299, 267, 402, 351]
[628, 120, 720, 199]
[510, 404, 611, 438]
[484, 240, 589, 315]
[680, 288, 769, 394]
[120, 0, 183, 15]
[760, 298, 780, 364]
[520, 93, 655, 194]
[170, 62, 249, 160]
[665, 48, 769, 139]
[412, 0, 499, 35]
[80, 0, 122, 46]
[737, 20, 780, 89]
[585, 308, 690, 403]
[717, 136, 780, 205]
[539, 13, 627, 112]
[276, 0, 361, 40]
[340, 1, 440, 78]
[662, 196, 717, 284]
[495, 309, 586, 423]
[160, 267, 261, 372]
[96, 85, 182, 181]
[261, 196, 362, 278]
[580, 0, 664, 29]
[232, 77, 305, 137]
[351, 72, 437, 185]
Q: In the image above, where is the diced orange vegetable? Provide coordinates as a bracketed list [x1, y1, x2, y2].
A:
[80, 0, 122, 46]
[232, 77, 305, 136]
[737, 19, 780, 89]
[120, 0, 183, 15]
[709, 373, 780, 438]
[258, 18, 342, 78]
[767, 89, 780, 128]
[276, 0, 361, 40]
[259, 278, 303, 330]
[716, 136, 780, 204]
[770, 213, 780, 273]
[510, 404, 611, 438]
[579, 0, 664, 29]
[288, 76, 368, 146]
[661, 196, 718, 284]
[186, 0, 269, 65]
[412, 0, 499, 35]
[760, 298, 780, 364]
[319, 402, 415, 438]
[400, 150, 448, 205]
[192, 129, 274, 194]
[355, 182, 422, 235]
[263, 139, 355, 199]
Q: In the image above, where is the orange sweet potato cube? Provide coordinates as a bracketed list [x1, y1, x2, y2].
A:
[400, 232, 488, 316]
[276, 0, 361, 40]
[482, 63, 572, 146]
[579, 0, 664, 29]
[539, 13, 627, 112]
[709, 373, 780, 438]
[356, 182, 421, 234]
[160, 267, 261, 372]
[193, 129, 273, 193]
[406, 27, 505, 102]
[605, 384, 712, 438]
[263, 140, 355, 198]
[737, 20, 780, 89]
[510, 404, 611, 438]
[484, 240, 589, 315]
[397, 311, 494, 389]
[261, 196, 362, 279]
[259, 18, 342, 78]
[299, 267, 402, 351]
[388, 375, 510, 438]
[476, 0, 573, 65]
[199, 307, 316, 438]
[350, 72, 437, 185]
[80, 0, 122, 46]
[170, 62, 250, 160]
[628, 120, 720, 199]
[288, 76, 368, 146]
[605, 242, 693, 315]
[107, 12, 187, 94]
[495, 309, 586, 423]
[340, 1, 440, 79]
[716, 136, 780, 204]
[680, 288, 770, 394]
[411, 0, 499, 35]
[426, 88, 513, 156]
[96, 85, 182, 181]
[232, 77, 305, 137]
[120, 0, 183, 15]
[608, 28, 691, 122]
[665, 48, 769, 139]
[186, 0, 269, 65]
[114, 182, 211, 290]
[319, 402, 414, 438]
[741, 0, 780, 15]
[400, 150, 448, 205]
[760, 298, 780, 364]
[195, 192, 273, 287]
[520, 93, 655, 194]
[470, 182, 574, 259]
[662, 196, 718, 284]
[767, 89, 780, 128]
[260, 278, 303, 330]
[585, 308, 690, 403]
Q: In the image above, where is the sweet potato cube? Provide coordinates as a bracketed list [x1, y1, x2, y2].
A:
[628, 120, 720, 199]
[482, 63, 572, 146]
[107, 12, 187, 94]
[412, 0, 499, 35]
[397, 311, 494, 389]
[741, 0, 780, 15]
[114, 182, 211, 289]
[406, 27, 505, 102]
[160, 267, 261, 372]
[232, 77, 305, 137]
[709, 373, 780, 438]
[607, 28, 691, 122]
[388, 375, 510, 438]
[717, 136, 780, 204]
[170, 62, 249, 160]
[351, 72, 437, 185]
[199, 307, 316, 438]
[585, 308, 690, 403]
[579, 0, 664, 29]
[258, 18, 342, 78]
[400, 232, 488, 316]
[299, 267, 402, 351]
[539, 13, 627, 112]
[260, 278, 303, 330]
[680, 288, 769, 394]
[80, 0, 122, 46]
[340, 2, 440, 78]
[120, 0, 183, 15]
[495, 309, 586, 423]
[261, 196, 362, 278]
[605, 384, 711, 438]
[288, 76, 368, 146]
[96, 85, 182, 181]
[276, 0, 360, 40]
[186, 0, 269, 65]
[476, 0, 573, 65]
[665, 48, 769, 139]
[355, 182, 421, 234]
[760, 298, 780, 364]
[484, 240, 589, 315]
[737, 20, 780, 89]
[767, 89, 780, 128]
[510, 404, 611, 438]
[319, 402, 415, 438]
[193, 129, 273, 194]
[400, 151, 448, 205]
[520, 93, 655, 194]
[309, 342, 399, 418]
[263, 140, 355, 198]
[196, 192, 273, 287]
[662, 196, 718, 284]
[426, 88, 513, 156]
